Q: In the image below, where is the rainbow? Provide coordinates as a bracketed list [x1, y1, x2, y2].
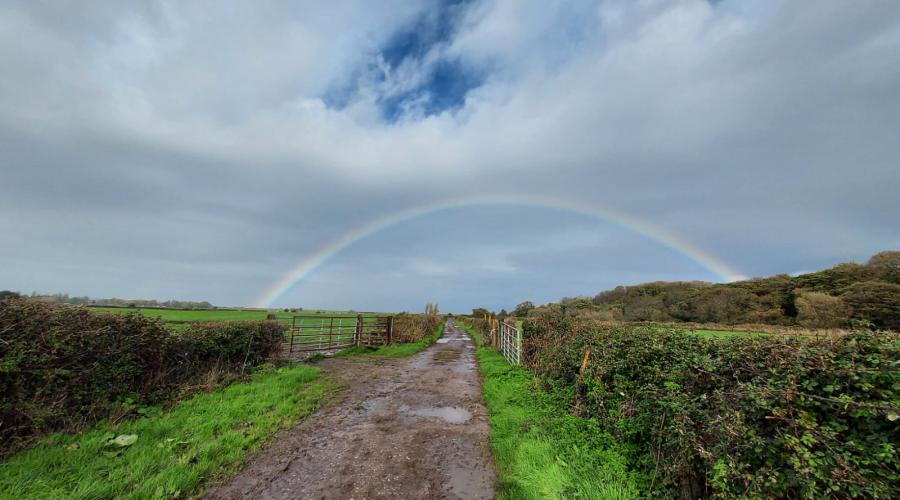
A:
[253, 194, 746, 307]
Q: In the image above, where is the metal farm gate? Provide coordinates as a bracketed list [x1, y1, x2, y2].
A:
[498, 321, 521, 365]
[287, 315, 393, 353]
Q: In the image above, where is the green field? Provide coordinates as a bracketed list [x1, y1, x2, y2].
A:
[510, 319, 762, 340]
[88, 307, 284, 322]
[687, 328, 768, 338]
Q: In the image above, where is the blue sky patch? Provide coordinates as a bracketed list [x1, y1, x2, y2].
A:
[324, 0, 482, 122]
[380, 58, 484, 121]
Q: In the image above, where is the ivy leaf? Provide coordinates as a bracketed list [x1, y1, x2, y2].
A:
[111, 434, 138, 447]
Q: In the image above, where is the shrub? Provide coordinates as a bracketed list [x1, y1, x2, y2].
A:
[170, 320, 286, 376]
[796, 291, 851, 328]
[522, 311, 900, 498]
[0, 299, 286, 456]
[842, 281, 900, 330]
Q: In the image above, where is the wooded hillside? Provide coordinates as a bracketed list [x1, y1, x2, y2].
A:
[567, 251, 900, 329]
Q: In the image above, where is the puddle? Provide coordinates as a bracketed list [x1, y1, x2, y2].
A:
[408, 406, 472, 424]
[443, 460, 493, 499]
[358, 398, 384, 416]
[437, 337, 467, 343]
[432, 349, 461, 363]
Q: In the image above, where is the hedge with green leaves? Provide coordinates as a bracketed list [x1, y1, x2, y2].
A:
[0, 298, 285, 456]
[523, 311, 899, 498]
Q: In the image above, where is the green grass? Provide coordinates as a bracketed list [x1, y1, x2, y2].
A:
[688, 328, 768, 339]
[0, 364, 331, 499]
[334, 322, 445, 358]
[457, 321, 642, 499]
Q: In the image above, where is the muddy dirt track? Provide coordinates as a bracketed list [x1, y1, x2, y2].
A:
[205, 321, 496, 499]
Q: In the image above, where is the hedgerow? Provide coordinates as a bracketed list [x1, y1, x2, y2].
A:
[458, 316, 494, 346]
[523, 310, 900, 498]
[391, 313, 443, 343]
[0, 298, 285, 456]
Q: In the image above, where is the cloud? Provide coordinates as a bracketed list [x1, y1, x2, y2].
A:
[1, 0, 899, 310]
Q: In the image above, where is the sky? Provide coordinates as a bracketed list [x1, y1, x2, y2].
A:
[1, 0, 899, 312]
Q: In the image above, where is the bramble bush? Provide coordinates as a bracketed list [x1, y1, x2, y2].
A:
[0, 298, 285, 456]
[522, 311, 899, 498]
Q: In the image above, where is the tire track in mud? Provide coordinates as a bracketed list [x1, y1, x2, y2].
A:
[205, 320, 495, 499]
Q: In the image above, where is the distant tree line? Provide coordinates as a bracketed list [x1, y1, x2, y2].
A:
[547, 250, 900, 330]
[0, 291, 214, 310]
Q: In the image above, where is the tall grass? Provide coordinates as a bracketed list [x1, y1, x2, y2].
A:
[0, 364, 330, 499]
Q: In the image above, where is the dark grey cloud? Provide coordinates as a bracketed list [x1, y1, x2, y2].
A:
[1, 0, 898, 311]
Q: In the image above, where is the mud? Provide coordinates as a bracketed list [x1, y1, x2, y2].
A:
[205, 321, 495, 499]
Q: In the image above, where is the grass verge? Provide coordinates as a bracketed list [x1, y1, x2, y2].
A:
[334, 322, 444, 358]
[0, 364, 330, 499]
[457, 321, 643, 499]
[458, 320, 484, 346]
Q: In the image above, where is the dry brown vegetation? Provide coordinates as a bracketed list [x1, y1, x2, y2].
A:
[391, 313, 443, 343]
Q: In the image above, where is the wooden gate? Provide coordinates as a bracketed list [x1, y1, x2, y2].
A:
[287, 315, 393, 353]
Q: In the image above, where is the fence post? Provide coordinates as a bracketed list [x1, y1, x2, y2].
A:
[387, 316, 394, 344]
[516, 323, 522, 365]
[290, 315, 296, 353]
[490, 316, 499, 349]
[355, 314, 362, 347]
